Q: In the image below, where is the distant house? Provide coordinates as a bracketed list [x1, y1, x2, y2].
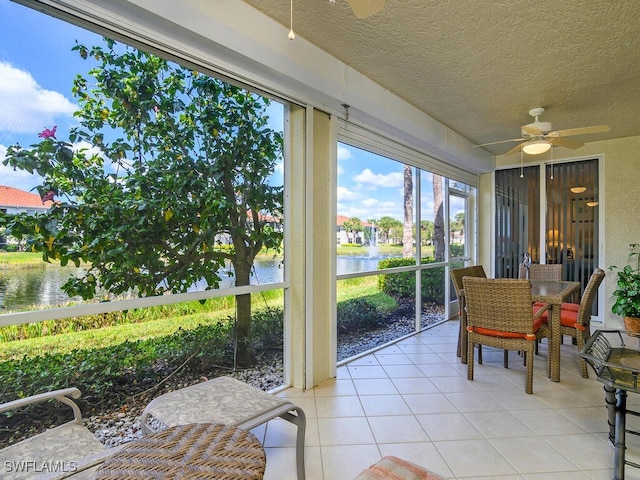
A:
[0, 185, 52, 249]
[336, 215, 376, 246]
[0, 185, 53, 215]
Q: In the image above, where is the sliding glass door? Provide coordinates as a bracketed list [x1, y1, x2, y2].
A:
[495, 158, 599, 309]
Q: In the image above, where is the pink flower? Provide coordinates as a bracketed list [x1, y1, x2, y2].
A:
[38, 126, 57, 139]
[41, 190, 56, 203]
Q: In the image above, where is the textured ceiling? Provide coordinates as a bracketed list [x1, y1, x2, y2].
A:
[242, 0, 640, 155]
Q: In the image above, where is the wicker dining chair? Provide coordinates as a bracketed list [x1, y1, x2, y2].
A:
[518, 263, 563, 281]
[540, 267, 605, 377]
[462, 277, 551, 394]
[450, 265, 486, 364]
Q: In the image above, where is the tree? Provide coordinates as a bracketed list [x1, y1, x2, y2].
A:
[433, 175, 445, 261]
[420, 220, 434, 246]
[343, 217, 363, 244]
[2, 39, 283, 366]
[402, 165, 414, 258]
[377, 216, 401, 244]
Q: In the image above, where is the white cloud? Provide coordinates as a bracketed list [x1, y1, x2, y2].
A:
[337, 186, 361, 201]
[354, 168, 403, 188]
[337, 144, 353, 161]
[0, 62, 76, 134]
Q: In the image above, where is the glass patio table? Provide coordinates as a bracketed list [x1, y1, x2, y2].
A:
[530, 280, 581, 382]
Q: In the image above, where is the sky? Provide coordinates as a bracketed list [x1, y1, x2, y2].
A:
[0, 0, 457, 224]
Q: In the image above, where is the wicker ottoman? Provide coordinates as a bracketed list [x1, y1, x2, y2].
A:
[94, 423, 265, 479]
[140, 376, 306, 479]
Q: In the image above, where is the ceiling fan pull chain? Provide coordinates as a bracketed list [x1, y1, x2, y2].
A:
[288, 0, 295, 40]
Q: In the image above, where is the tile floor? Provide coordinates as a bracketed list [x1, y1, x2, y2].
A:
[254, 320, 640, 480]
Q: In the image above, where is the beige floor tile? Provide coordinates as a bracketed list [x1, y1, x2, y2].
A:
[374, 353, 413, 365]
[446, 391, 504, 412]
[403, 392, 458, 415]
[317, 416, 376, 445]
[358, 394, 411, 416]
[347, 364, 388, 379]
[463, 410, 535, 438]
[352, 378, 399, 395]
[368, 414, 430, 443]
[264, 416, 319, 448]
[315, 395, 365, 418]
[541, 433, 613, 470]
[320, 444, 381, 479]
[416, 412, 483, 441]
[313, 378, 357, 397]
[377, 442, 454, 478]
[490, 436, 579, 473]
[434, 439, 518, 477]
[264, 445, 322, 480]
[391, 376, 439, 394]
[258, 321, 640, 478]
[416, 363, 462, 377]
[382, 364, 426, 378]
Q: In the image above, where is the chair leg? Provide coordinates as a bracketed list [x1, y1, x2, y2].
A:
[503, 349, 509, 368]
[577, 331, 589, 378]
[467, 338, 475, 381]
[460, 316, 469, 364]
[525, 344, 534, 394]
[477, 344, 482, 364]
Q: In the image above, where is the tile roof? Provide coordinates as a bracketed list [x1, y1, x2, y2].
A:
[0, 185, 52, 209]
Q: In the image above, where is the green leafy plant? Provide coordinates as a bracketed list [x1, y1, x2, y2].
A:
[2, 39, 283, 366]
[610, 243, 640, 318]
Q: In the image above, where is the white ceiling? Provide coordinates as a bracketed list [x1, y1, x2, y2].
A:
[242, 0, 640, 156]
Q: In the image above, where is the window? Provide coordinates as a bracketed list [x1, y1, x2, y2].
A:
[0, 2, 290, 396]
[336, 140, 476, 361]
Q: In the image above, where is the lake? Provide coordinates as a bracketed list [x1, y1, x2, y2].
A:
[0, 253, 393, 312]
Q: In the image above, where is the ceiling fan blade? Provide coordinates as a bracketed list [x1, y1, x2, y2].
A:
[522, 125, 542, 136]
[504, 143, 524, 156]
[347, 0, 385, 18]
[473, 138, 525, 148]
[549, 125, 610, 137]
[549, 137, 584, 149]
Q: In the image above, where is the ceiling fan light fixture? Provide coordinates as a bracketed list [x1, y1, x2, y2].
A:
[347, 0, 385, 18]
[522, 140, 551, 155]
[570, 186, 587, 194]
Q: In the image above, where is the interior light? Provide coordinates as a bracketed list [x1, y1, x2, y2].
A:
[587, 201, 599, 207]
[522, 140, 551, 155]
[570, 186, 587, 194]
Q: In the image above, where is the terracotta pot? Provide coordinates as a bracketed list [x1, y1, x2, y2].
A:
[624, 316, 640, 333]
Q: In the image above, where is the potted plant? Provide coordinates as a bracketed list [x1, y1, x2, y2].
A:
[610, 243, 640, 332]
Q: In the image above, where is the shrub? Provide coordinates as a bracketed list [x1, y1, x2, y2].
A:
[250, 307, 284, 348]
[449, 243, 464, 257]
[377, 257, 445, 303]
[337, 298, 385, 333]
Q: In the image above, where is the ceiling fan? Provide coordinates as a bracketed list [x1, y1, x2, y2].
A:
[329, 0, 386, 19]
[474, 107, 610, 156]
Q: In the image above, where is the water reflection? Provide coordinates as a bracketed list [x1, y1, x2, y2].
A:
[0, 253, 398, 312]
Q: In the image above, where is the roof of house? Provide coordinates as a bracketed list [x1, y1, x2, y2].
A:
[337, 215, 373, 227]
[0, 185, 52, 209]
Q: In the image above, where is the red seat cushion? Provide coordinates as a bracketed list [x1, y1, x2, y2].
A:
[561, 302, 580, 312]
[539, 306, 586, 331]
[467, 316, 545, 340]
[534, 302, 579, 313]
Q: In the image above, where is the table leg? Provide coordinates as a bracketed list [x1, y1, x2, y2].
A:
[605, 385, 617, 445]
[613, 389, 627, 480]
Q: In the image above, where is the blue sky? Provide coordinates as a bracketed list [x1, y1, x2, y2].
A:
[337, 143, 440, 222]
[0, 1, 451, 224]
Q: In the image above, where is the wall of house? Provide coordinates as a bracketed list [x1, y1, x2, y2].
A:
[478, 135, 640, 327]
